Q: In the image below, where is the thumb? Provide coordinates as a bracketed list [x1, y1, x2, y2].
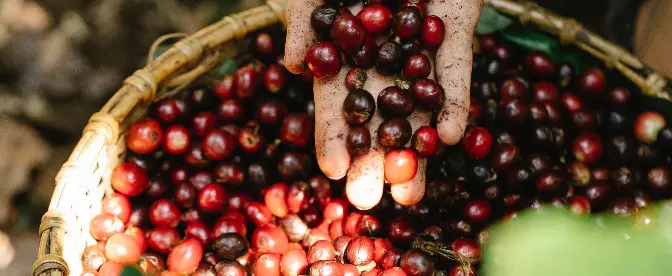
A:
[284, 0, 322, 74]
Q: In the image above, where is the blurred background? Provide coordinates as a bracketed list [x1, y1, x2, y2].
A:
[0, 0, 659, 274]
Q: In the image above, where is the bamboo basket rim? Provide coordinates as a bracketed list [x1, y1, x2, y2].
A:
[33, 0, 672, 275]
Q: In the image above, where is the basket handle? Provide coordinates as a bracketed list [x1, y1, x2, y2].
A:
[33, 1, 288, 275]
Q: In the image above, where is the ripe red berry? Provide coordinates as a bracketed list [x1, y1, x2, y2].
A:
[378, 86, 414, 119]
[162, 125, 190, 155]
[410, 78, 445, 110]
[346, 236, 375, 266]
[192, 112, 217, 137]
[101, 193, 131, 224]
[347, 126, 372, 156]
[358, 4, 393, 34]
[234, 67, 259, 99]
[153, 98, 182, 124]
[411, 126, 439, 157]
[127, 118, 163, 155]
[399, 249, 434, 276]
[378, 118, 413, 148]
[218, 99, 244, 122]
[344, 89, 376, 125]
[198, 183, 228, 213]
[463, 127, 493, 160]
[463, 199, 492, 223]
[451, 238, 481, 263]
[345, 67, 368, 91]
[634, 111, 667, 144]
[525, 51, 555, 79]
[403, 53, 431, 79]
[212, 217, 247, 239]
[105, 233, 142, 264]
[90, 213, 125, 241]
[533, 82, 559, 103]
[246, 201, 275, 227]
[281, 114, 313, 147]
[331, 14, 368, 53]
[384, 149, 418, 184]
[202, 129, 236, 161]
[310, 260, 343, 276]
[376, 41, 404, 76]
[421, 15, 445, 49]
[185, 221, 211, 245]
[149, 199, 181, 228]
[252, 224, 289, 254]
[265, 183, 289, 218]
[608, 87, 632, 106]
[175, 183, 196, 208]
[499, 78, 528, 102]
[281, 249, 309, 276]
[572, 131, 603, 164]
[306, 42, 342, 78]
[167, 238, 203, 275]
[214, 163, 245, 186]
[307, 240, 336, 264]
[393, 6, 423, 39]
[238, 127, 264, 154]
[577, 67, 606, 96]
[560, 93, 583, 113]
[264, 64, 287, 93]
[257, 100, 288, 125]
[147, 227, 179, 254]
[349, 37, 377, 69]
[568, 196, 591, 215]
[214, 75, 235, 99]
[111, 162, 149, 197]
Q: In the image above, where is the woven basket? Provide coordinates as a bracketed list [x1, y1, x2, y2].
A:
[32, 0, 672, 275]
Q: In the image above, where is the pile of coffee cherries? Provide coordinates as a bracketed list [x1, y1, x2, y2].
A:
[80, 6, 672, 276]
[306, 0, 445, 184]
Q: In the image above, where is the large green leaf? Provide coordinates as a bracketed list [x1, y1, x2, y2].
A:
[475, 7, 513, 35]
[120, 265, 145, 276]
[501, 30, 562, 60]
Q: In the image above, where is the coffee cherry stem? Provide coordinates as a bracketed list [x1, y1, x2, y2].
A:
[411, 237, 474, 275]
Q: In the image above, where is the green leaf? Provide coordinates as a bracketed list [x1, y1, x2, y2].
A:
[217, 59, 238, 76]
[476, 7, 513, 35]
[501, 30, 563, 60]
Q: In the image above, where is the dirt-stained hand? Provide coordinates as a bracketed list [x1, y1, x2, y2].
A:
[284, 0, 483, 210]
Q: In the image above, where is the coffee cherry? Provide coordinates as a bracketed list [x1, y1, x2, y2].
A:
[175, 183, 196, 208]
[525, 51, 555, 79]
[536, 171, 567, 196]
[307, 240, 336, 264]
[82, 245, 106, 271]
[265, 183, 289, 218]
[254, 32, 275, 58]
[584, 183, 611, 209]
[310, 176, 333, 208]
[306, 42, 342, 78]
[218, 99, 244, 122]
[257, 100, 287, 125]
[572, 131, 603, 164]
[399, 249, 434, 276]
[463, 127, 493, 160]
[127, 118, 163, 155]
[198, 183, 228, 213]
[608, 87, 632, 106]
[191, 112, 217, 137]
[153, 98, 182, 124]
[331, 14, 368, 53]
[147, 227, 179, 254]
[501, 99, 528, 126]
[421, 16, 445, 49]
[286, 181, 312, 214]
[358, 4, 393, 34]
[90, 214, 125, 241]
[253, 253, 282, 276]
[203, 129, 236, 161]
[346, 236, 374, 266]
[567, 160, 590, 187]
[278, 152, 314, 181]
[385, 148, 419, 184]
[105, 233, 141, 264]
[410, 78, 445, 110]
[347, 126, 372, 156]
[648, 166, 671, 196]
[149, 199, 181, 228]
[310, 260, 344, 276]
[387, 218, 417, 246]
[609, 198, 638, 218]
[101, 193, 131, 224]
[184, 221, 210, 246]
[212, 217, 247, 239]
[393, 6, 422, 39]
[451, 238, 481, 263]
[214, 75, 235, 100]
[213, 163, 244, 186]
[111, 162, 148, 197]
[246, 201, 275, 226]
[378, 118, 412, 148]
[312, 4, 343, 33]
[499, 78, 528, 102]
[214, 260, 245, 276]
[403, 53, 431, 79]
[568, 196, 591, 215]
[490, 143, 520, 173]
[345, 68, 368, 91]
[634, 111, 666, 144]
[162, 125, 190, 155]
[281, 114, 313, 147]
[560, 93, 583, 113]
[376, 41, 404, 76]
[610, 166, 642, 195]
[412, 126, 439, 157]
[281, 249, 309, 276]
[577, 67, 606, 96]
[251, 225, 289, 255]
[343, 89, 376, 125]
[263, 64, 288, 93]
[464, 200, 492, 223]
[349, 38, 377, 69]
[169, 166, 188, 185]
[378, 86, 414, 119]
[533, 81, 559, 103]
[213, 232, 248, 260]
[185, 144, 210, 168]
[572, 110, 597, 130]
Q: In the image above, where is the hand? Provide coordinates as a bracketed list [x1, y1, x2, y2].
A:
[283, 0, 483, 210]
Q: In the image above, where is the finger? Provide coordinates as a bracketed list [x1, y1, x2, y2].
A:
[346, 70, 391, 210]
[430, 0, 484, 145]
[284, 0, 322, 74]
[315, 69, 351, 180]
[390, 51, 434, 206]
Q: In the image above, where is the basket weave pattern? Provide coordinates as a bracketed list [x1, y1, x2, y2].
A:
[33, 0, 672, 275]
